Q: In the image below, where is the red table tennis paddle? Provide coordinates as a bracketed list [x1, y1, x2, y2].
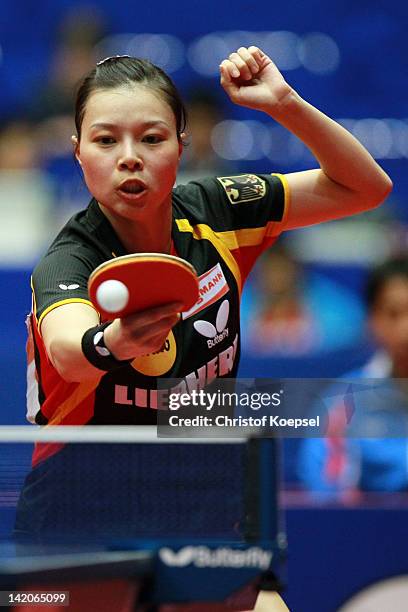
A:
[88, 253, 199, 320]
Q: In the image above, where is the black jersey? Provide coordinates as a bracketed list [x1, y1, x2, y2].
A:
[27, 174, 288, 463]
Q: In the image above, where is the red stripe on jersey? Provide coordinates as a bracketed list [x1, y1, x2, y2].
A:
[230, 236, 279, 286]
[29, 314, 99, 466]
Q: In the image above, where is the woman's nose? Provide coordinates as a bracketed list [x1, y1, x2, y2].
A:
[118, 144, 143, 171]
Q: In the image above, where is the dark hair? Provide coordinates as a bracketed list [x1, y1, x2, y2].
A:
[365, 256, 408, 310]
[74, 56, 187, 141]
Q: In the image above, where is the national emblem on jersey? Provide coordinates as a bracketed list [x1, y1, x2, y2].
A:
[217, 174, 266, 204]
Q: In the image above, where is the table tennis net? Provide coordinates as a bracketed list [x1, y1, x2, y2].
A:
[0, 427, 279, 544]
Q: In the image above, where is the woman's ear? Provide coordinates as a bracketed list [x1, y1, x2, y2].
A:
[178, 132, 186, 158]
[71, 135, 82, 166]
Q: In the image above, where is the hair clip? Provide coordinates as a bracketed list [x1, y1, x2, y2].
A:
[96, 55, 131, 66]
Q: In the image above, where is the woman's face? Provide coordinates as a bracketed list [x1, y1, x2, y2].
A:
[370, 276, 408, 369]
[75, 84, 182, 222]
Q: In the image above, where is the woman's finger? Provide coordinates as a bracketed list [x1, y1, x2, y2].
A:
[236, 46, 260, 75]
[228, 52, 252, 80]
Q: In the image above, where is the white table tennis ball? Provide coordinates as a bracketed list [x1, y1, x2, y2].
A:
[96, 279, 129, 313]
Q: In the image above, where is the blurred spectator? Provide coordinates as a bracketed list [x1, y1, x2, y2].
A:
[28, 7, 107, 225]
[297, 256, 408, 498]
[177, 88, 235, 184]
[29, 6, 105, 123]
[0, 120, 55, 266]
[240, 243, 364, 356]
[0, 120, 38, 171]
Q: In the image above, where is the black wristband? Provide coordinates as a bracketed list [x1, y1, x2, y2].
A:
[81, 322, 131, 371]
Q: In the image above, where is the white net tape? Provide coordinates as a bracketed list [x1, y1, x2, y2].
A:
[0, 426, 247, 444]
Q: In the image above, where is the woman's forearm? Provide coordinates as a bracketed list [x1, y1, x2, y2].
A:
[266, 90, 392, 202]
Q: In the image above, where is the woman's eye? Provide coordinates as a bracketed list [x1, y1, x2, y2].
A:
[143, 134, 163, 144]
[97, 136, 115, 145]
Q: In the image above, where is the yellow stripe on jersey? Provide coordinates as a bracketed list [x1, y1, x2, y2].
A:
[203, 223, 284, 250]
[175, 219, 242, 294]
[37, 298, 97, 331]
[271, 172, 291, 226]
[30, 276, 37, 315]
[176, 174, 289, 293]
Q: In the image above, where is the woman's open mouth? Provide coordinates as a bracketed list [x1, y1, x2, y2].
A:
[117, 179, 147, 199]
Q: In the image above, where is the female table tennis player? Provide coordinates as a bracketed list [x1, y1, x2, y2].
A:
[16, 46, 391, 609]
[25, 46, 391, 423]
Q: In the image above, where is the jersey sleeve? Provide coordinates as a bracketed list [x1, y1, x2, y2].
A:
[178, 173, 289, 282]
[215, 172, 288, 232]
[31, 245, 99, 330]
